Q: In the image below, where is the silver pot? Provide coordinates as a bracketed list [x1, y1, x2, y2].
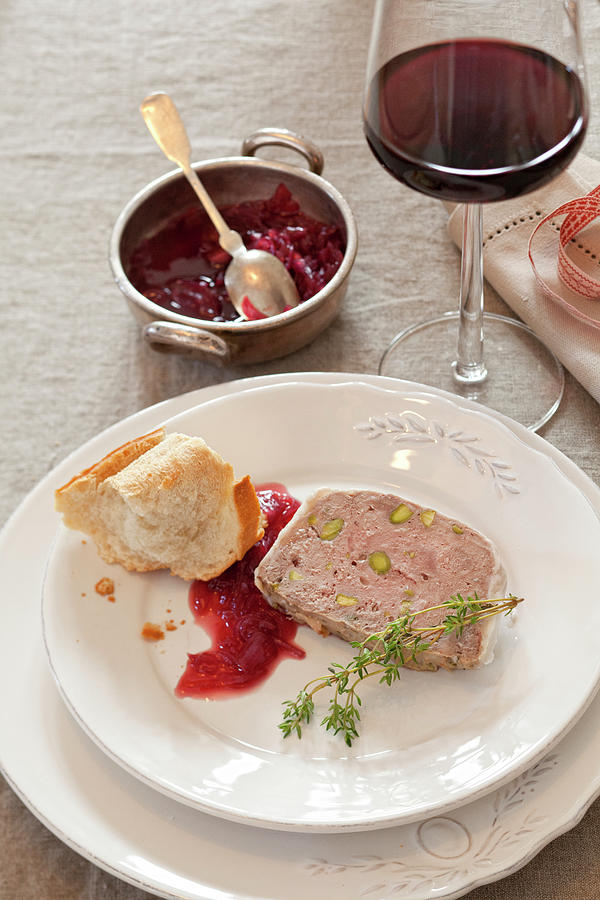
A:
[109, 128, 358, 365]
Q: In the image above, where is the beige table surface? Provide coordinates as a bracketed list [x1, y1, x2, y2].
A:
[1, 1, 599, 898]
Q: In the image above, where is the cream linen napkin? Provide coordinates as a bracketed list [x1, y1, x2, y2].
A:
[447, 153, 600, 403]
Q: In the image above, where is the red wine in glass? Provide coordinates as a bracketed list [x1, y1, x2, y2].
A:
[364, 39, 587, 204]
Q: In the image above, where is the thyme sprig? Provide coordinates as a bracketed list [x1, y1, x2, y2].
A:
[279, 593, 522, 746]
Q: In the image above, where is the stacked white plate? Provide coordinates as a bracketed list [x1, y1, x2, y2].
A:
[3, 372, 600, 900]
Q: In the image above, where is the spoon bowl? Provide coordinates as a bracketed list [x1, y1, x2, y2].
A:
[225, 249, 298, 319]
[140, 93, 300, 319]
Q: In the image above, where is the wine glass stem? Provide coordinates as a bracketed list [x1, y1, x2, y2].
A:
[453, 203, 487, 385]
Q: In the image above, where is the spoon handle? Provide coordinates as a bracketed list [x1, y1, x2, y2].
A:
[140, 92, 243, 256]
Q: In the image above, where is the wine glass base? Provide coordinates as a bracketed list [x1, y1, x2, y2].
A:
[378, 311, 564, 431]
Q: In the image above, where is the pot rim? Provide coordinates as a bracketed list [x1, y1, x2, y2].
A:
[109, 155, 358, 333]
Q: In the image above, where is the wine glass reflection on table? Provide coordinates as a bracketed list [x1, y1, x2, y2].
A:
[364, 0, 588, 430]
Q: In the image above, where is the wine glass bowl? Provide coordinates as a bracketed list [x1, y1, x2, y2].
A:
[364, 0, 588, 428]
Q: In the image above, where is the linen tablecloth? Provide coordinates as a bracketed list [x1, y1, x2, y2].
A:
[2, 1, 600, 898]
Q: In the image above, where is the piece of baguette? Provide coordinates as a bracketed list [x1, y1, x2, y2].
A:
[55, 428, 264, 580]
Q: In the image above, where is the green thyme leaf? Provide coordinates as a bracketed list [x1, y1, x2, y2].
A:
[278, 594, 522, 746]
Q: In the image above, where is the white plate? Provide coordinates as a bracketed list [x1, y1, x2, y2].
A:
[41, 378, 600, 832]
[2, 373, 600, 899]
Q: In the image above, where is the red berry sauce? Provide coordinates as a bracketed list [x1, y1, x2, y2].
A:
[175, 487, 305, 699]
[128, 183, 345, 322]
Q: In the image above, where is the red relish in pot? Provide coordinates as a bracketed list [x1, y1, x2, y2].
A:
[175, 486, 305, 698]
[129, 183, 346, 322]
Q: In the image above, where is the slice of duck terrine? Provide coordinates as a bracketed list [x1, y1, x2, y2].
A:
[254, 489, 507, 670]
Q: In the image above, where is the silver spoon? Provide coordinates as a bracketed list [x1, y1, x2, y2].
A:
[140, 92, 300, 319]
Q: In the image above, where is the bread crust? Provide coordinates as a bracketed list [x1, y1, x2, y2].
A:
[233, 475, 264, 560]
[56, 428, 166, 497]
[55, 429, 264, 581]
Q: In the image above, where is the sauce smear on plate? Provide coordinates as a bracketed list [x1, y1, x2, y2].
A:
[176, 487, 304, 698]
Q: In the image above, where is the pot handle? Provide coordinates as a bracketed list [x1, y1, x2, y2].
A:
[241, 128, 324, 176]
[143, 321, 230, 364]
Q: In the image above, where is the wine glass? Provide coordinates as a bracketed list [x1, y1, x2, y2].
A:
[363, 0, 588, 430]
